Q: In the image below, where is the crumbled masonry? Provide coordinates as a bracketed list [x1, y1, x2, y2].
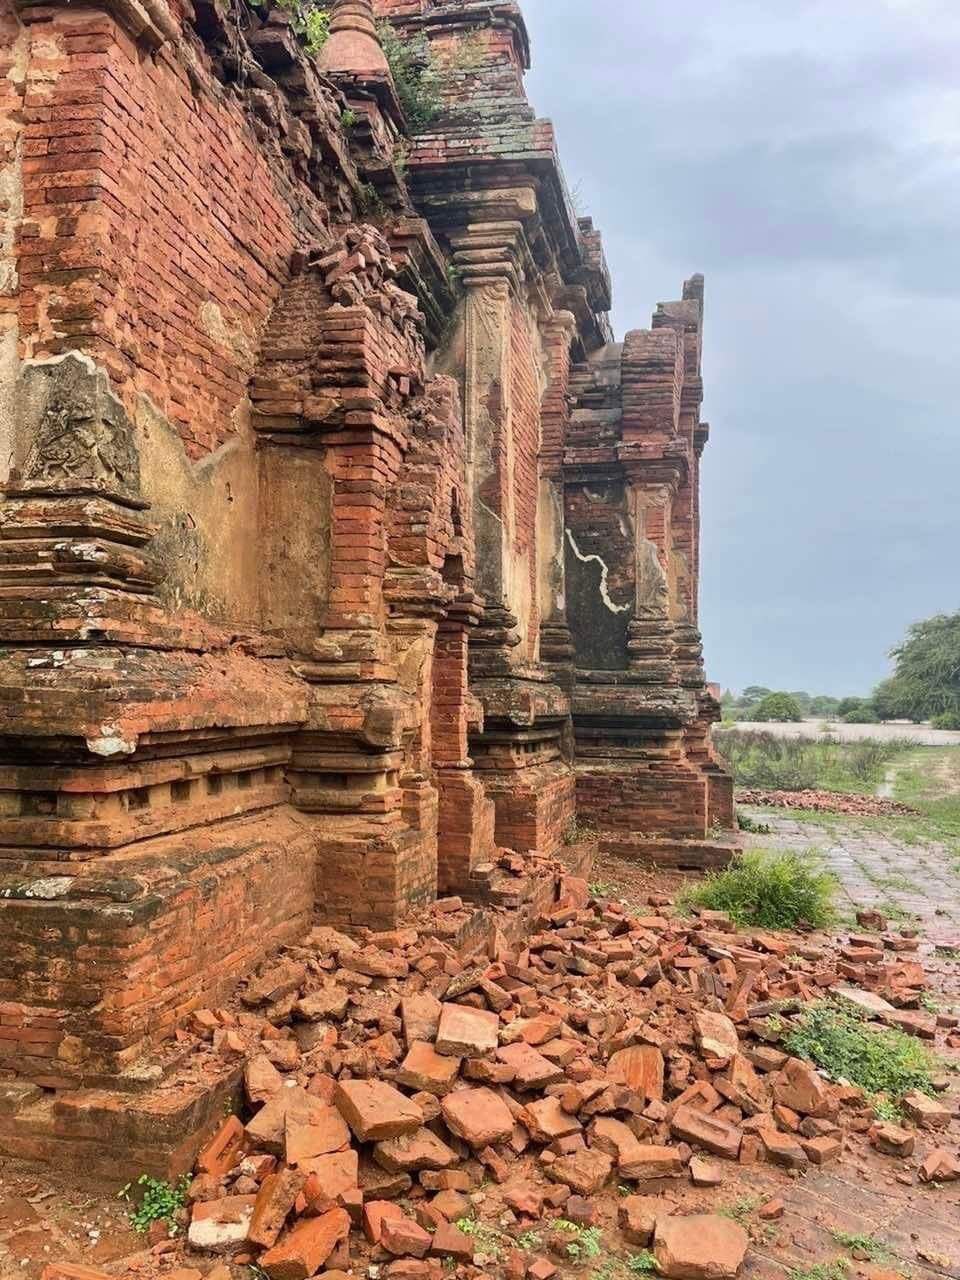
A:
[38, 874, 960, 1278]
[737, 791, 919, 818]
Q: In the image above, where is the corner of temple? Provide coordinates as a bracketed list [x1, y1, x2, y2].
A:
[0, 0, 736, 1176]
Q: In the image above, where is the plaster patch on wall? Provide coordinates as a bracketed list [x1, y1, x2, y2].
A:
[0, 15, 27, 484]
[565, 528, 632, 614]
[198, 300, 256, 372]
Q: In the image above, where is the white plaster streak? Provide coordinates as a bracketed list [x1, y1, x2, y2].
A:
[565, 529, 631, 614]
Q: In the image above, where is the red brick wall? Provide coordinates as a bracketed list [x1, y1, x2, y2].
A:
[14, 2, 326, 457]
[0, 811, 316, 1084]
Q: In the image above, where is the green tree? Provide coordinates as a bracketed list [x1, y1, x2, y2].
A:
[739, 686, 772, 709]
[809, 695, 840, 717]
[871, 679, 903, 722]
[837, 697, 866, 718]
[876, 611, 960, 723]
[753, 692, 804, 723]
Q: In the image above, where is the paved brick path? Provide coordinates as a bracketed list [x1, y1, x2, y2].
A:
[742, 810, 960, 946]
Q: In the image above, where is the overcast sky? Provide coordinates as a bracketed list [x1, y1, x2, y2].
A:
[523, 0, 960, 697]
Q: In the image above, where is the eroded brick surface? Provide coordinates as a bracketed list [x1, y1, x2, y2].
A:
[0, 0, 734, 1165]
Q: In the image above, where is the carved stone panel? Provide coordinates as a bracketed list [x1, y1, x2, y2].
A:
[13, 354, 143, 506]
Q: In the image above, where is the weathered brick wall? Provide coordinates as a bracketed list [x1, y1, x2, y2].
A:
[0, 0, 735, 1124]
[13, 2, 326, 458]
[0, 811, 316, 1084]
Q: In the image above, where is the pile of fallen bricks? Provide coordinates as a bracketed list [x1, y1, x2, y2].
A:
[737, 789, 919, 818]
[44, 884, 960, 1280]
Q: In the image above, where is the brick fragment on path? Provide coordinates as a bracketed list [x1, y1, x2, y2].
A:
[497, 1041, 565, 1090]
[544, 1147, 613, 1195]
[430, 1220, 475, 1261]
[772, 1058, 834, 1118]
[381, 1215, 433, 1258]
[919, 1148, 960, 1182]
[396, 1041, 462, 1096]
[760, 1127, 808, 1170]
[694, 1011, 740, 1066]
[248, 1166, 307, 1248]
[671, 1105, 742, 1160]
[901, 1091, 952, 1129]
[188, 1196, 257, 1254]
[364, 1200, 406, 1244]
[197, 1114, 246, 1176]
[608, 1044, 665, 1101]
[374, 1127, 459, 1173]
[619, 1194, 662, 1245]
[872, 1124, 915, 1158]
[654, 1213, 749, 1280]
[689, 1155, 724, 1186]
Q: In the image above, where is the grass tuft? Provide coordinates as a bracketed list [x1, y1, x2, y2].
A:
[785, 1000, 940, 1100]
[680, 849, 837, 929]
[832, 1232, 892, 1263]
[790, 1262, 849, 1280]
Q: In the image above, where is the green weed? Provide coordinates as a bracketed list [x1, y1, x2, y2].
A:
[679, 848, 837, 928]
[377, 22, 442, 131]
[719, 1196, 760, 1225]
[832, 1232, 892, 1262]
[554, 1222, 604, 1261]
[789, 1261, 849, 1280]
[873, 1097, 903, 1123]
[119, 1174, 189, 1236]
[456, 1217, 503, 1259]
[628, 1254, 660, 1275]
[786, 1001, 940, 1099]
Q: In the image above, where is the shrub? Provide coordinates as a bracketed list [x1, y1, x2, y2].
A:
[680, 849, 837, 929]
[842, 704, 877, 724]
[785, 1000, 940, 1100]
[713, 729, 912, 794]
[377, 22, 442, 131]
[752, 692, 804, 723]
[933, 711, 960, 730]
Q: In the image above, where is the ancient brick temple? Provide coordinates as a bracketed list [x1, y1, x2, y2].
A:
[0, 0, 734, 1147]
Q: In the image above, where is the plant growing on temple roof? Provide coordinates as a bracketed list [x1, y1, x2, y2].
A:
[273, 0, 330, 55]
[377, 21, 442, 131]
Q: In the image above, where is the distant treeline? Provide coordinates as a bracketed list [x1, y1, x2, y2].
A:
[723, 609, 960, 730]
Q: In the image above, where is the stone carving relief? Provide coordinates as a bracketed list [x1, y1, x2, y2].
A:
[636, 536, 670, 620]
[16, 354, 142, 503]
